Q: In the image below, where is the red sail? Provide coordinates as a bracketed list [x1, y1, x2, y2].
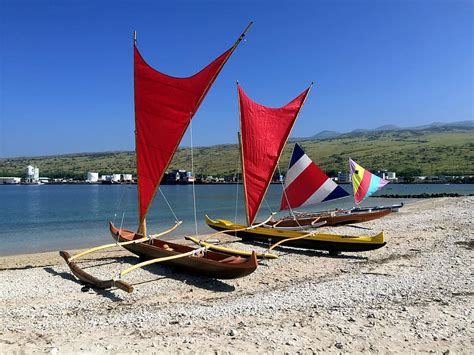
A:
[135, 44, 233, 222]
[239, 84, 311, 225]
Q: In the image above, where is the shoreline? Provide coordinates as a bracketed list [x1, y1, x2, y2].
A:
[0, 196, 472, 353]
[2, 181, 474, 185]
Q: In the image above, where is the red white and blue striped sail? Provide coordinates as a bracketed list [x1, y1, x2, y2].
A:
[280, 143, 350, 210]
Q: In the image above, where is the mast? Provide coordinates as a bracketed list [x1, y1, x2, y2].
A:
[133, 30, 148, 237]
[236, 81, 251, 226]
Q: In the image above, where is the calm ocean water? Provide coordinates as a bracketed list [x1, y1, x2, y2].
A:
[1, 183, 473, 256]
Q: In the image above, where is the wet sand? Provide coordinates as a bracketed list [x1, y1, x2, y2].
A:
[0, 197, 472, 353]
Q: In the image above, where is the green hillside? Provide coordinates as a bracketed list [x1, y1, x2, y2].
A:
[1, 129, 473, 179]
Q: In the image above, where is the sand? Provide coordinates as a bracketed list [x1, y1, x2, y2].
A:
[0, 197, 472, 354]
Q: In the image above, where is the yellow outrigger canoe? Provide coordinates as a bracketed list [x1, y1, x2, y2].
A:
[205, 216, 386, 255]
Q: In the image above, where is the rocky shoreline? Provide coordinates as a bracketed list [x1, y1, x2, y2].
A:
[378, 192, 474, 198]
[0, 197, 472, 353]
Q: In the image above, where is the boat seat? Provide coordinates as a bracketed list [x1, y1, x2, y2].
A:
[220, 255, 244, 264]
[162, 244, 174, 251]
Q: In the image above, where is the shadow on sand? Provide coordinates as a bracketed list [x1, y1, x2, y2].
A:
[228, 239, 369, 261]
[46, 253, 235, 300]
[44, 266, 125, 302]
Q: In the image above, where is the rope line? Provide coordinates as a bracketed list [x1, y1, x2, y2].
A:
[277, 163, 304, 229]
[117, 212, 125, 245]
[190, 118, 199, 238]
[113, 184, 127, 224]
[158, 188, 179, 223]
[234, 164, 240, 232]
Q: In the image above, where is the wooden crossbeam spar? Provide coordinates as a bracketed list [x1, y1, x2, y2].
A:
[149, 220, 183, 239]
[68, 221, 183, 261]
[202, 213, 275, 242]
[69, 237, 149, 261]
[120, 247, 208, 277]
[268, 232, 315, 251]
[185, 236, 278, 259]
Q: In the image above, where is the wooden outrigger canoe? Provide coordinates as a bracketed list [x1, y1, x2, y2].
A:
[59, 25, 261, 292]
[266, 208, 392, 229]
[206, 215, 386, 254]
[109, 222, 258, 279]
[59, 222, 258, 293]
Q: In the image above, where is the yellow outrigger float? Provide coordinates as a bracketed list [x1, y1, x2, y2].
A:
[184, 236, 278, 259]
[205, 216, 386, 255]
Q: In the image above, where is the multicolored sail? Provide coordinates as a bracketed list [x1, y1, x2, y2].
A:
[280, 143, 349, 210]
[134, 33, 244, 227]
[349, 158, 389, 205]
[239, 84, 312, 225]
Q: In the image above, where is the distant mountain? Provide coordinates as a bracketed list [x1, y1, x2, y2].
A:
[309, 130, 342, 140]
[373, 124, 400, 131]
[300, 120, 473, 141]
[411, 120, 474, 130]
[2, 129, 472, 178]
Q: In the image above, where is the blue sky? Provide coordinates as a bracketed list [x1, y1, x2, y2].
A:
[1, 0, 472, 157]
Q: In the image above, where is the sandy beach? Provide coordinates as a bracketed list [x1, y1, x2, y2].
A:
[0, 197, 472, 354]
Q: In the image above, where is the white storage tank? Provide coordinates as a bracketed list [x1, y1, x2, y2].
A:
[112, 174, 121, 183]
[87, 172, 99, 183]
[26, 165, 35, 178]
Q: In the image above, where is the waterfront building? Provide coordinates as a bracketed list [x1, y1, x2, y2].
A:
[122, 174, 133, 182]
[385, 171, 397, 181]
[166, 169, 195, 183]
[0, 177, 21, 184]
[86, 172, 99, 183]
[112, 174, 121, 183]
[25, 165, 41, 184]
[337, 171, 351, 183]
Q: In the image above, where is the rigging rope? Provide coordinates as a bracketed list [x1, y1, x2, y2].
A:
[158, 188, 180, 224]
[117, 212, 125, 245]
[263, 197, 274, 216]
[190, 118, 199, 238]
[112, 184, 127, 224]
[277, 163, 304, 229]
[234, 161, 240, 230]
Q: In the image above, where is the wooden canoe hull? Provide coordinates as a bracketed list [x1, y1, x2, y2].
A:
[205, 216, 386, 253]
[109, 222, 257, 279]
[270, 208, 392, 228]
